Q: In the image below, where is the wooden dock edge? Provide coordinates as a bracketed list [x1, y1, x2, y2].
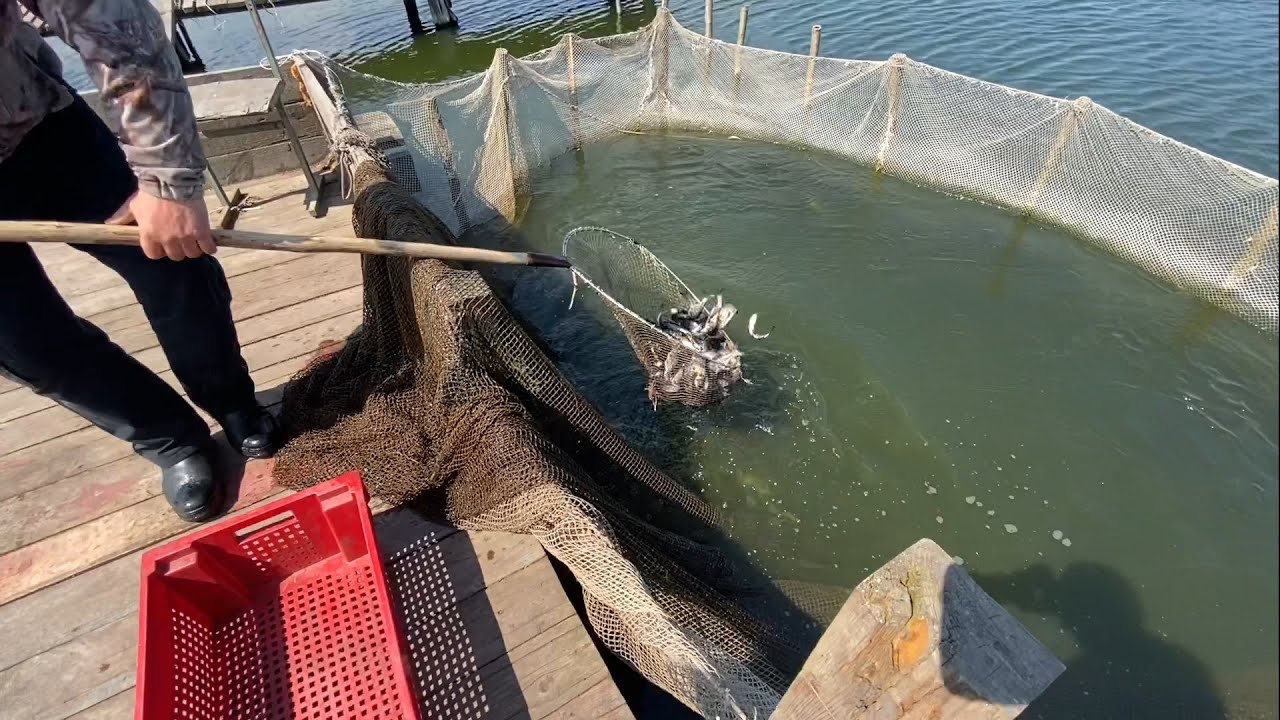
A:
[772, 538, 1064, 719]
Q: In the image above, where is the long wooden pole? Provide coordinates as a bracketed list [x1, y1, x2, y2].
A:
[0, 221, 572, 268]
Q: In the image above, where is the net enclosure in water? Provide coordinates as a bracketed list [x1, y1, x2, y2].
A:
[277, 9, 1278, 718]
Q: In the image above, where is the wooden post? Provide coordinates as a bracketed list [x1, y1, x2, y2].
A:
[1024, 96, 1091, 213]
[1225, 204, 1278, 290]
[803, 24, 821, 107]
[772, 539, 1064, 719]
[733, 4, 748, 76]
[567, 34, 582, 149]
[426, 0, 458, 29]
[402, 0, 425, 34]
[704, 0, 714, 37]
[874, 53, 905, 173]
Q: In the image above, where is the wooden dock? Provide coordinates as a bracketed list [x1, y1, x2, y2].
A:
[0, 173, 631, 720]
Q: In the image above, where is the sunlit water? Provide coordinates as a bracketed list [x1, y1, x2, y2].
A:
[48, 0, 1279, 715]
[505, 134, 1279, 718]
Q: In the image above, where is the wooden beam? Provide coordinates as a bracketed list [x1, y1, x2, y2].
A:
[772, 538, 1063, 719]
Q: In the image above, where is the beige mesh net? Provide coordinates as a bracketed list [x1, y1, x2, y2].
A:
[563, 226, 745, 407]
[278, 8, 1278, 717]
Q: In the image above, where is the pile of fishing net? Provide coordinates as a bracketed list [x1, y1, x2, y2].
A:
[273, 119, 831, 720]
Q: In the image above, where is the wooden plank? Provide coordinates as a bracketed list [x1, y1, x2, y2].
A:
[0, 306, 360, 459]
[82, 251, 358, 337]
[0, 549, 141, 673]
[0, 457, 278, 605]
[546, 677, 635, 719]
[477, 615, 614, 720]
[200, 104, 323, 157]
[772, 538, 1064, 720]
[189, 78, 282, 120]
[0, 614, 136, 720]
[68, 689, 133, 719]
[0, 329, 353, 553]
[209, 135, 329, 185]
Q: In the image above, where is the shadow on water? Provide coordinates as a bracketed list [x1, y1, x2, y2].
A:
[970, 563, 1227, 719]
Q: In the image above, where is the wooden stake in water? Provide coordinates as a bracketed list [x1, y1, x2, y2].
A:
[705, 0, 714, 37]
[734, 5, 749, 76]
[874, 54, 906, 173]
[803, 24, 822, 107]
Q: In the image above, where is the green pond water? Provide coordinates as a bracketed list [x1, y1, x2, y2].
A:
[45, 0, 1278, 714]
[491, 133, 1279, 718]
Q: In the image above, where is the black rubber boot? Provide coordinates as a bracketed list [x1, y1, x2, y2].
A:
[161, 451, 224, 522]
[220, 406, 280, 459]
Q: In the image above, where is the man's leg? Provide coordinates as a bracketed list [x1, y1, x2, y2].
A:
[80, 245, 258, 421]
[0, 244, 211, 468]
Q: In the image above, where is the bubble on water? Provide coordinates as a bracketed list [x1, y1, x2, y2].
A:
[975, 501, 984, 508]
[722, 502, 727, 509]
[936, 516, 944, 524]
[997, 466, 1003, 471]
[945, 419, 951, 424]
[1062, 537, 1073, 547]
[953, 556, 965, 565]
[965, 496, 976, 504]
[926, 485, 938, 495]
[1004, 524, 1018, 534]
[1008, 495, 1015, 500]
[1052, 530, 1064, 540]
[1010, 453, 1017, 459]
[880, 510, 887, 517]
[987, 510, 996, 516]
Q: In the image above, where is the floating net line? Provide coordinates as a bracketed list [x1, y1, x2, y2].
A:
[563, 226, 744, 407]
[276, 8, 1277, 717]
[306, 8, 1277, 333]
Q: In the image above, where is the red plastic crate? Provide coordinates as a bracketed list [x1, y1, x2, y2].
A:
[135, 472, 420, 720]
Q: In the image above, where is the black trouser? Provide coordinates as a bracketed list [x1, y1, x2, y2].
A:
[0, 95, 256, 467]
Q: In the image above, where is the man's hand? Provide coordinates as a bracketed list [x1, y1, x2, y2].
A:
[107, 192, 217, 261]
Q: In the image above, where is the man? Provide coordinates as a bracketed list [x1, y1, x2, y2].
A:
[1, 0, 277, 521]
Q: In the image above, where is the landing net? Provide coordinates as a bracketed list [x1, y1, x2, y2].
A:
[277, 8, 1277, 718]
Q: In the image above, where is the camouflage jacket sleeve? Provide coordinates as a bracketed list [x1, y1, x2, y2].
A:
[26, 0, 205, 200]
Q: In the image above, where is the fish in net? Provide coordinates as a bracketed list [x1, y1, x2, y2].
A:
[563, 226, 762, 407]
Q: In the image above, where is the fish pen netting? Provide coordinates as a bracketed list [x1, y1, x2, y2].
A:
[277, 8, 1278, 717]
[306, 9, 1277, 333]
[275, 110, 823, 719]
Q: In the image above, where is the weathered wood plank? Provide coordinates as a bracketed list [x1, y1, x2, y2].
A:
[200, 104, 323, 157]
[547, 677, 635, 719]
[189, 77, 282, 120]
[0, 332, 352, 553]
[478, 615, 614, 720]
[771, 538, 1064, 720]
[68, 689, 133, 719]
[0, 457, 277, 605]
[209, 135, 329, 185]
[0, 549, 142, 673]
[80, 251, 358, 337]
[0, 306, 358, 461]
[0, 614, 136, 720]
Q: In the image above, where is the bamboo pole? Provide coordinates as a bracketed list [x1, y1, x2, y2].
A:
[1024, 96, 1092, 212]
[873, 53, 906, 173]
[705, 0, 714, 37]
[0, 221, 572, 268]
[734, 5, 748, 76]
[1225, 204, 1278, 290]
[803, 24, 821, 107]
[567, 33, 581, 149]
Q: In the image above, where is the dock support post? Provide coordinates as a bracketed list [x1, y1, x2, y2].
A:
[772, 539, 1064, 719]
[426, 0, 459, 28]
[402, 0, 425, 34]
